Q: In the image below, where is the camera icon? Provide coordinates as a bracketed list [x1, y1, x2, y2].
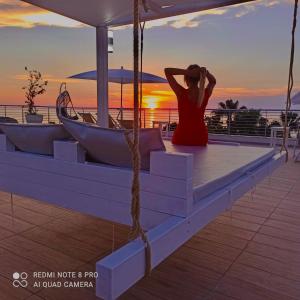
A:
[12, 272, 28, 288]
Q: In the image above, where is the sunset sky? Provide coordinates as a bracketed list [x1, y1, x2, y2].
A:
[0, 0, 299, 109]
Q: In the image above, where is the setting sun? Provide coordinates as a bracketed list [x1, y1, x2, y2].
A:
[142, 96, 160, 109]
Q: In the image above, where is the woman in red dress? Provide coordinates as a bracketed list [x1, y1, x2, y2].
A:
[165, 65, 216, 146]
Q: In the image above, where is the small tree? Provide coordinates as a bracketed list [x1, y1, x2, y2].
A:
[22, 67, 48, 115]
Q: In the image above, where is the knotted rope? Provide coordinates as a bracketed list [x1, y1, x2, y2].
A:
[281, 0, 298, 161]
[139, 21, 146, 127]
[125, 0, 151, 276]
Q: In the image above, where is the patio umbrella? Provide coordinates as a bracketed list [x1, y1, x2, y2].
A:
[70, 66, 167, 119]
[292, 91, 300, 105]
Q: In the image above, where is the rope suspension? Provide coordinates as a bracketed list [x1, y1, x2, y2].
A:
[126, 0, 152, 276]
[139, 21, 146, 127]
[281, 0, 298, 160]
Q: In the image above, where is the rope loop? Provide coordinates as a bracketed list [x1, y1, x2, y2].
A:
[126, 0, 152, 276]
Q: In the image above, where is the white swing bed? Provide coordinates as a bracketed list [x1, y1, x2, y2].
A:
[0, 135, 285, 299]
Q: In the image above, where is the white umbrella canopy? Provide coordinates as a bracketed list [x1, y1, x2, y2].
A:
[70, 68, 168, 84]
[292, 91, 300, 105]
[70, 68, 168, 119]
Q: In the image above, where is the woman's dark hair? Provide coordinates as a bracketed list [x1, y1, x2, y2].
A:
[184, 64, 200, 86]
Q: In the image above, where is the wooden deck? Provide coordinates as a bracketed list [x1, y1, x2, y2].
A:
[0, 157, 299, 300]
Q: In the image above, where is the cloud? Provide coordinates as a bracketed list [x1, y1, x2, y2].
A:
[14, 73, 75, 83]
[0, 0, 82, 28]
[150, 90, 174, 96]
[150, 85, 298, 100]
[120, 0, 284, 29]
[145, 8, 229, 29]
[213, 86, 291, 98]
[234, 0, 280, 18]
[0, 0, 41, 28]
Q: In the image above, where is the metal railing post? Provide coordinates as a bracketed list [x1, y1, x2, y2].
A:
[22, 106, 24, 123]
[48, 107, 50, 124]
[228, 111, 231, 135]
[265, 111, 268, 137]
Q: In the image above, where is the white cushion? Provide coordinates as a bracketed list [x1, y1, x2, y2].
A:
[0, 124, 71, 156]
[61, 117, 166, 170]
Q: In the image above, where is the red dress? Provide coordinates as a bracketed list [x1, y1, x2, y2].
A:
[172, 88, 210, 146]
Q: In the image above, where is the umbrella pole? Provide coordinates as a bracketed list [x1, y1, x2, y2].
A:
[121, 82, 123, 121]
[121, 66, 124, 121]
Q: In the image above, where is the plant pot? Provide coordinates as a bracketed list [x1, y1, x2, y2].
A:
[25, 113, 44, 124]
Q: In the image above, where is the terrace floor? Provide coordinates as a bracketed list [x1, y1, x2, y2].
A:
[0, 155, 300, 300]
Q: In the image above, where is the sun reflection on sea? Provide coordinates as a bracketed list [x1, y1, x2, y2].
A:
[141, 97, 161, 127]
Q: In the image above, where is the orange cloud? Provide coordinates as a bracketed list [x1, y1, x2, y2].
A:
[213, 86, 290, 98]
[110, 85, 293, 108]
[147, 85, 299, 107]
[0, 0, 42, 28]
[0, 0, 82, 28]
[12, 69, 297, 108]
[14, 73, 77, 83]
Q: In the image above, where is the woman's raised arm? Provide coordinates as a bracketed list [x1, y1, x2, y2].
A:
[205, 70, 217, 98]
[164, 68, 187, 96]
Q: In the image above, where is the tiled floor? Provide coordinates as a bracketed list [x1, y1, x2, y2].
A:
[0, 158, 299, 300]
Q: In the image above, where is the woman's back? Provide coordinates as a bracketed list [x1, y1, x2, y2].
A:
[164, 65, 216, 146]
[172, 88, 210, 146]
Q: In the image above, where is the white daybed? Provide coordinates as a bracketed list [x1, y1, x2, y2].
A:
[0, 134, 284, 299]
[8, 0, 291, 298]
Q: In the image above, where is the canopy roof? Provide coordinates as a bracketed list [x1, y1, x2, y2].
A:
[22, 0, 254, 27]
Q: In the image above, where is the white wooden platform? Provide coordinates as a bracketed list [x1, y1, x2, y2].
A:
[0, 134, 285, 299]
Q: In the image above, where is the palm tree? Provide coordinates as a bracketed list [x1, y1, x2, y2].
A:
[218, 99, 247, 110]
[217, 99, 247, 133]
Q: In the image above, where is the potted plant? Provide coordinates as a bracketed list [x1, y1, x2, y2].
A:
[22, 67, 48, 123]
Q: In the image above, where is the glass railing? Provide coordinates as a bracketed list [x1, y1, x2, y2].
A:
[0, 105, 299, 138]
